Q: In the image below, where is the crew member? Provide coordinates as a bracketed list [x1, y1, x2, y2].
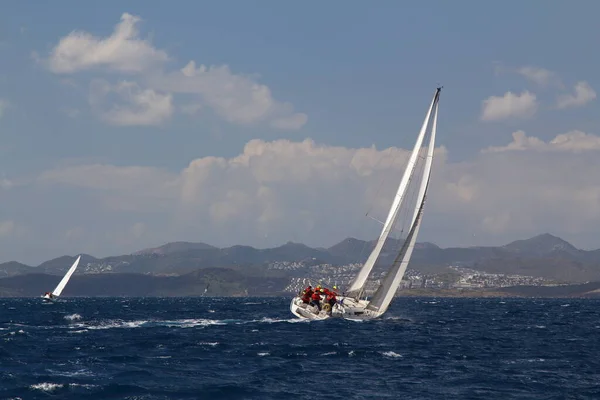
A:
[326, 290, 337, 308]
[310, 290, 322, 311]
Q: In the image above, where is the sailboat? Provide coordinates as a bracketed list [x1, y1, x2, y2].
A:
[41, 255, 81, 302]
[290, 87, 442, 320]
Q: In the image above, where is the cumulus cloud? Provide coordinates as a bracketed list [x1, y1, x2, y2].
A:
[47, 12, 169, 73]
[28, 130, 600, 254]
[480, 91, 538, 121]
[43, 13, 307, 129]
[556, 81, 596, 109]
[516, 66, 561, 87]
[484, 130, 600, 153]
[88, 80, 174, 126]
[152, 61, 307, 128]
[37, 138, 444, 248]
[493, 63, 561, 87]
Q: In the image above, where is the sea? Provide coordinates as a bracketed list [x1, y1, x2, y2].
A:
[0, 297, 599, 399]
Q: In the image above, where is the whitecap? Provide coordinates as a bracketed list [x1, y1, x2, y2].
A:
[64, 314, 82, 321]
[198, 342, 219, 346]
[381, 351, 402, 358]
[30, 382, 63, 392]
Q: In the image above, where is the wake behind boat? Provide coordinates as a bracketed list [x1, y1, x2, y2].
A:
[42, 255, 81, 302]
[290, 87, 442, 321]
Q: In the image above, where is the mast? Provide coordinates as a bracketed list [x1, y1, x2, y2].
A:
[345, 87, 441, 299]
[366, 89, 440, 314]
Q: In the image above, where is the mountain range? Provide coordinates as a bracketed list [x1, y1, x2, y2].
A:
[1, 233, 600, 297]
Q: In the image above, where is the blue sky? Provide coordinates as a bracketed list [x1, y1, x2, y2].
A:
[0, 1, 599, 264]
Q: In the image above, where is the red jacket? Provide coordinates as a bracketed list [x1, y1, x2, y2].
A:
[311, 292, 321, 301]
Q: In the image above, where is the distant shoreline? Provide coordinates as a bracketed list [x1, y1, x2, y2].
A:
[393, 287, 600, 298]
[2, 287, 599, 299]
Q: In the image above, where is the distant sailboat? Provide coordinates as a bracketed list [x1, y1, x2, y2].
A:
[42, 255, 81, 302]
[290, 87, 442, 320]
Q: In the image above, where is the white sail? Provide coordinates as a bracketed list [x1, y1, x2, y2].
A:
[345, 88, 439, 298]
[366, 95, 439, 314]
[52, 255, 81, 297]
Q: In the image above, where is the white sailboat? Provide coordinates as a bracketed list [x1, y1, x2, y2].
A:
[42, 255, 81, 302]
[290, 87, 442, 320]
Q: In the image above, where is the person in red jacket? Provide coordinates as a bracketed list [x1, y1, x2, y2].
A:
[302, 285, 313, 297]
[301, 286, 312, 304]
[326, 291, 337, 308]
[310, 290, 322, 311]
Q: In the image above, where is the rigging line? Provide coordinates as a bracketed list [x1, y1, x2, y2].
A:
[366, 141, 428, 290]
[348, 147, 399, 283]
[364, 146, 405, 218]
[392, 141, 428, 253]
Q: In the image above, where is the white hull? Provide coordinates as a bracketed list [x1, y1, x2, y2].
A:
[289, 296, 381, 321]
[41, 294, 58, 302]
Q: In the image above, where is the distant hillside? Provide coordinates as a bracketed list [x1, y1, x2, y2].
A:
[0, 261, 35, 278]
[133, 241, 218, 256]
[2, 233, 600, 298]
[502, 233, 579, 257]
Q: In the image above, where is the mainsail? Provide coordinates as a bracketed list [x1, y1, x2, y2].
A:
[52, 255, 81, 297]
[366, 93, 439, 314]
[345, 87, 441, 299]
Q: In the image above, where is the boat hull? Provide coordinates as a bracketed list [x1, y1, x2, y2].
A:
[290, 296, 379, 321]
[290, 297, 332, 320]
[41, 294, 58, 303]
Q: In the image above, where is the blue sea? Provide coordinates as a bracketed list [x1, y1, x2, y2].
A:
[1, 297, 599, 399]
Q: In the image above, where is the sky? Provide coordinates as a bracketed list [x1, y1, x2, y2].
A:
[0, 1, 599, 264]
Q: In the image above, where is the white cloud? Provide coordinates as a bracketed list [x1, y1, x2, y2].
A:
[47, 12, 169, 73]
[516, 66, 561, 87]
[44, 13, 307, 130]
[28, 131, 600, 253]
[556, 81, 596, 109]
[88, 80, 174, 126]
[493, 63, 562, 87]
[271, 113, 309, 131]
[480, 91, 538, 121]
[484, 130, 600, 153]
[152, 61, 307, 128]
